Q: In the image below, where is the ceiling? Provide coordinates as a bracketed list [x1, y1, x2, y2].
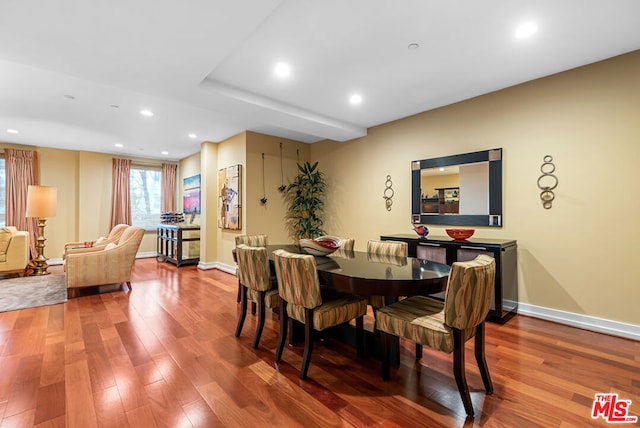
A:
[1, 0, 639, 161]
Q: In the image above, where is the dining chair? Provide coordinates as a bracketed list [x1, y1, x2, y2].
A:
[273, 249, 367, 379]
[366, 239, 408, 316]
[375, 254, 496, 417]
[234, 234, 268, 303]
[234, 244, 279, 349]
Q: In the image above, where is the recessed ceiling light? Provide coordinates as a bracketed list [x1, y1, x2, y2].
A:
[188, 133, 197, 139]
[140, 109, 154, 117]
[161, 151, 169, 155]
[349, 94, 362, 105]
[7, 129, 19, 134]
[274, 62, 291, 78]
[110, 104, 120, 109]
[115, 143, 124, 148]
[515, 22, 537, 39]
[408, 43, 419, 51]
[64, 94, 76, 100]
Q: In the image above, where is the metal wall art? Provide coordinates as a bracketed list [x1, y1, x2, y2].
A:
[278, 142, 286, 192]
[537, 155, 558, 209]
[260, 153, 267, 204]
[383, 175, 394, 211]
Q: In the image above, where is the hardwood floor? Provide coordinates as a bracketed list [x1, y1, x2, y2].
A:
[1, 258, 638, 427]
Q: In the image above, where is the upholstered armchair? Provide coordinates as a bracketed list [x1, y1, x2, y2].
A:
[64, 226, 144, 293]
[63, 223, 129, 259]
[376, 255, 496, 417]
[273, 249, 367, 379]
[0, 227, 30, 276]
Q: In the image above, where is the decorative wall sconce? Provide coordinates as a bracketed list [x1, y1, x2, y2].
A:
[383, 175, 394, 211]
[537, 155, 558, 209]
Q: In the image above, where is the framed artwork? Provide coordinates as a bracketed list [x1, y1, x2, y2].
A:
[218, 164, 242, 230]
[183, 174, 201, 214]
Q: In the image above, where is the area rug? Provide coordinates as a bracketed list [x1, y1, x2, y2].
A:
[0, 274, 67, 312]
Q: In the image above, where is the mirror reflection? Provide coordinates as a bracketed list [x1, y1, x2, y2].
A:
[420, 162, 489, 215]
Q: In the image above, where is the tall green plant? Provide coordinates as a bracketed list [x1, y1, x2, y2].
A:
[285, 161, 326, 239]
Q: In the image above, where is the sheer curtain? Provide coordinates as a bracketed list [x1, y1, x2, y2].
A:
[110, 158, 131, 228]
[161, 163, 177, 213]
[5, 149, 38, 258]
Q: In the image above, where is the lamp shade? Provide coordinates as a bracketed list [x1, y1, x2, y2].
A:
[25, 185, 57, 218]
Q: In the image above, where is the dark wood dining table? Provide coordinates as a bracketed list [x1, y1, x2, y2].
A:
[266, 245, 451, 363]
[266, 244, 451, 298]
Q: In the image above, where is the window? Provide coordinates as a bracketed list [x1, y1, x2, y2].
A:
[0, 156, 5, 228]
[130, 165, 161, 229]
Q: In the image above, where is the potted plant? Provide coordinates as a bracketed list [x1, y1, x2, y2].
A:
[285, 161, 326, 240]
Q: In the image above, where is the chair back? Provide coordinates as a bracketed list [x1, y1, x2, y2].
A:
[235, 234, 268, 247]
[236, 245, 271, 292]
[273, 249, 321, 309]
[108, 224, 129, 241]
[444, 255, 496, 330]
[367, 240, 408, 257]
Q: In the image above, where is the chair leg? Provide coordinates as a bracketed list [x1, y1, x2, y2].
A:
[251, 301, 257, 315]
[253, 290, 266, 349]
[474, 322, 493, 394]
[126, 281, 132, 291]
[236, 279, 241, 303]
[234, 285, 248, 338]
[275, 299, 288, 363]
[355, 316, 364, 358]
[381, 332, 391, 381]
[300, 308, 315, 379]
[415, 343, 422, 360]
[453, 328, 474, 417]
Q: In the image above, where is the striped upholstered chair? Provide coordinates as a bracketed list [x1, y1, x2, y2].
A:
[234, 244, 279, 349]
[376, 254, 496, 417]
[234, 234, 268, 303]
[366, 239, 408, 314]
[273, 249, 367, 379]
[65, 226, 145, 296]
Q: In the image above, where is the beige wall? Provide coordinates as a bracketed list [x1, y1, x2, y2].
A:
[311, 50, 640, 325]
[245, 132, 310, 245]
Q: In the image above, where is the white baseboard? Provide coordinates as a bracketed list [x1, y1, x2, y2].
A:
[517, 302, 640, 341]
[198, 261, 235, 275]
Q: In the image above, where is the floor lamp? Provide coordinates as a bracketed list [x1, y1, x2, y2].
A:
[26, 185, 57, 276]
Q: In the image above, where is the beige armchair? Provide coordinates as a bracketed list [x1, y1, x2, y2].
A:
[63, 223, 129, 259]
[64, 226, 144, 293]
[0, 227, 30, 276]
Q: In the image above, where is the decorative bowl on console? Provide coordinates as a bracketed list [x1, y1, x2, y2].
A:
[299, 236, 342, 256]
[446, 228, 475, 240]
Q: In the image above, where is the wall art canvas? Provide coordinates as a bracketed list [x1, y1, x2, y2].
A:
[183, 174, 201, 214]
[218, 164, 242, 230]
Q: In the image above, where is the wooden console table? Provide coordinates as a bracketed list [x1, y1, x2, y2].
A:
[380, 234, 518, 323]
[156, 224, 200, 267]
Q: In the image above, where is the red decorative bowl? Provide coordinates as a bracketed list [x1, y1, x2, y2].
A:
[446, 229, 475, 240]
[299, 237, 342, 256]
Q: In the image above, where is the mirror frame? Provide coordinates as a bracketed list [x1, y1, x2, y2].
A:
[411, 148, 503, 227]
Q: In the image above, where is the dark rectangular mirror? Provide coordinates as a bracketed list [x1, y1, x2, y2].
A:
[412, 148, 502, 227]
